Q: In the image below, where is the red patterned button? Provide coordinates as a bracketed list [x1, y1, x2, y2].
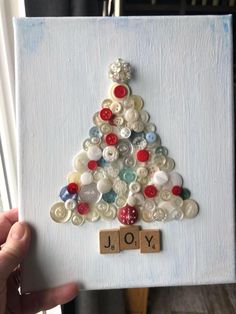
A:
[100, 108, 113, 121]
[105, 133, 118, 145]
[144, 185, 158, 198]
[87, 160, 98, 170]
[136, 149, 150, 162]
[67, 183, 79, 194]
[172, 185, 183, 196]
[77, 202, 90, 215]
[113, 85, 128, 99]
[117, 204, 138, 225]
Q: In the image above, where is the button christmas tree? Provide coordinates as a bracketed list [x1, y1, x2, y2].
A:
[50, 59, 199, 227]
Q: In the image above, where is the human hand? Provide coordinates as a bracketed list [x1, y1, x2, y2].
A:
[0, 208, 78, 314]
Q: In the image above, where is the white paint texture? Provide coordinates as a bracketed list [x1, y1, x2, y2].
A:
[14, 16, 234, 292]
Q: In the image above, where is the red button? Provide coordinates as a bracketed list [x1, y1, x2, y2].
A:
[117, 204, 138, 225]
[77, 202, 89, 215]
[172, 186, 183, 196]
[105, 133, 118, 145]
[67, 183, 79, 194]
[87, 160, 98, 170]
[144, 185, 158, 198]
[136, 149, 150, 162]
[100, 108, 113, 121]
[113, 85, 128, 99]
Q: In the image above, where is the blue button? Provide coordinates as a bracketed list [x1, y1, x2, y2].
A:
[97, 157, 107, 168]
[102, 189, 117, 203]
[59, 186, 78, 202]
[89, 126, 102, 138]
[145, 132, 157, 143]
[119, 168, 136, 183]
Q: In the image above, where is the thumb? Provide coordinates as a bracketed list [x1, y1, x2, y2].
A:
[0, 222, 30, 281]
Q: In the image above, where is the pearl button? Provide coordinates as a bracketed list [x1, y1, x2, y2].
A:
[120, 127, 131, 138]
[133, 192, 145, 205]
[131, 121, 144, 133]
[79, 182, 101, 203]
[93, 112, 103, 126]
[131, 95, 144, 111]
[124, 108, 139, 122]
[161, 157, 175, 172]
[80, 171, 93, 185]
[101, 205, 117, 220]
[153, 154, 167, 167]
[159, 190, 172, 201]
[67, 171, 81, 185]
[140, 110, 150, 123]
[73, 151, 89, 172]
[87, 145, 102, 161]
[102, 98, 112, 108]
[85, 208, 100, 222]
[132, 136, 147, 149]
[145, 123, 156, 132]
[96, 201, 109, 213]
[100, 123, 112, 134]
[153, 208, 168, 222]
[137, 167, 148, 177]
[110, 102, 122, 114]
[115, 196, 127, 207]
[103, 146, 119, 162]
[141, 209, 154, 223]
[97, 178, 112, 193]
[144, 199, 156, 211]
[171, 196, 184, 208]
[127, 195, 137, 206]
[65, 199, 77, 210]
[50, 202, 72, 223]
[112, 178, 128, 194]
[153, 170, 169, 186]
[129, 181, 141, 193]
[71, 213, 85, 226]
[113, 116, 124, 126]
[170, 172, 183, 187]
[183, 199, 199, 218]
[170, 208, 184, 220]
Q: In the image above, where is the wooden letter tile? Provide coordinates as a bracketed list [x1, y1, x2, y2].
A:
[140, 229, 161, 253]
[99, 229, 120, 254]
[120, 226, 140, 250]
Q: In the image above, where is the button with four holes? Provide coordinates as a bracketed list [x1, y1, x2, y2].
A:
[144, 185, 158, 198]
[105, 133, 118, 145]
[136, 149, 150, 162]
[100, 108, 113, 121]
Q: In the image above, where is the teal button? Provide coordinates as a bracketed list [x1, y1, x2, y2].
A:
[119, 168, 137, 183]
[102, 190, 117, 203]
[181, 188, 191, 200]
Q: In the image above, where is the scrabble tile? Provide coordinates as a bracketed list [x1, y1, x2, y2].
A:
[99, 229, 120, 254]
[140, 229, 161, 253]
[120, 226, 140, 250]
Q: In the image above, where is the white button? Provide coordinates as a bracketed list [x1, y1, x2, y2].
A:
[67, 171, 81, 185]
[153, 171, 169, 186]
[73, 151, 89, 172]
[169, 209, 184, 220]
[133, 192, 145, 205]
[130, 121, 144, 132]
[145, 123, 156, 132]
[110, 102, 122, 114]
[113, 178, 128, 194]
[127, 195, 137, 206]
[71, 213, 85, 226]
[144, 199, 156, 211]
[171, 196, 183, 208]
[80, 171, 93, 185]
[50, 202, 72, 223]
[182, 200, 199, 218]
[137, 167, 148, 177]
[123, 98, 135, 109]
[124, 156, 136, 168]
[115, 196, 127, 207]
[161, 157, 175, 172]
[170, 172, 183, 187]
[83, 138, 92, 151]
[159, 190, 172, 201]
[105, 163, 120, 178]
[85, 208, 100, 222]
[140, 110, 150, 123]
[103, 146, 119, 162]
[158, 200, 175, 212]
[120, 127, 131, 138]
[87, 145, 102, 161]
[141, 209, 154, 222]
[100, 123, 112, 134]
[113, 116, 124, 126]
[102, 98, 112, 108]
[65, 199, 77, 210]
[97, 178, 112, 193]
[93, 168, 106, 181]
[153, 208, 168, 222]
[131, 95, 144, 111]
[153, 154, 166, 167]
[129, 181, 141, 193]
[96, 201, 109, 213]
[124, 108, 139, 122]
[101, 204, 117, 220]
[93, 112, 103, 126]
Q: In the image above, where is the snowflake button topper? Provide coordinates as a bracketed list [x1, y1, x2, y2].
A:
[50, 58, 199, 227]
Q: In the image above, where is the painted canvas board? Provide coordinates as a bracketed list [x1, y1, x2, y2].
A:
[14, 16, 234, 292]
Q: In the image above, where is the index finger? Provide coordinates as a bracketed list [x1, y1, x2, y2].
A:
[0, 208, 18, 245]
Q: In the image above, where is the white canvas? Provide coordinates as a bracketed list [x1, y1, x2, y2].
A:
[14, 15, 234, 292]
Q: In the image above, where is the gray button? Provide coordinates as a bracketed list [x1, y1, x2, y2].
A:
[79, 183, 101, 203]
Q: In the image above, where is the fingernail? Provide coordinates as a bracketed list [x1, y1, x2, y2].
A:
[10, 222, 26, 240]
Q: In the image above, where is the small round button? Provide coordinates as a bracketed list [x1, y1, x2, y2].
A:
[96, 201, 109, 213]
[136, 167, 148, 178]
[159, 190, 172, 201]
[85, 208, 100, 222]
[80, 171, 93, 185]
[59, 186, 77, 202]
[170, 208, 184, 220]
[124, 155, 136, 168]
[118, 204, 138, 225]
[153, 171, 169, 186]
[140, 110, 150, 123]
[50, 202, 72, 223]
[89, 126, 102, 138]
[129, 181, 141, 193]
[144, 199, 156, 211]
[71, 213, 85, 226]
[93, 112, 103, 126]
[100, 123, 112, 134]
[144, 185, 158, 198]
[77, 202, 90, 215]
[172, 185, 183, 196]
[110, 102, 122, 114]
[181, 188, 191, 200]
[105, 163, 120, 178]
[131, 121, 144, 133]
[102, 98, 112, 108]
[112, 178, 128, 194]
[67, 182, 79, 194]
[124, 108, 139, 122]
[153, 154, 166, 167]
[113, 85, 128, 99]
[117, 140, 132, 157]
[182, 199, 199, 218]
[97, 178, 112, 194]
[141, 209, 154, 223]
[161, 157, 175, 172]
[65, 199, 77, 210]
[145, 132, 157, 143]
[113, 116, 124, 126]
[132, 136, 147, 149]
[127, 195, 137, 206]
[115, 196, 127, 207]
[119, 168, 136, 183]
[105, 133, 118, 145]
[103, 146, 119, 162]
[170, 172, 183, 187]
[87, 145, 102, 161]
[120, 127, 131, 138]
[145, 123, 156, 132]
[73, 151, 89, 172]
[153, 208, 168, 222]
[131, 95, 144, 111]
[171, 196, 184, 208]
[67, 171, 81, 185]
[99, 108, 113, 121]
[136, 149, 150, 162]
[133, 192, 145, 205]
[101, 205, 117, 220]
[87, 160, 98, 171]
[79, 182, 101, 203]
[156, 146, 168, 156]
[102, 189, 117, 203]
